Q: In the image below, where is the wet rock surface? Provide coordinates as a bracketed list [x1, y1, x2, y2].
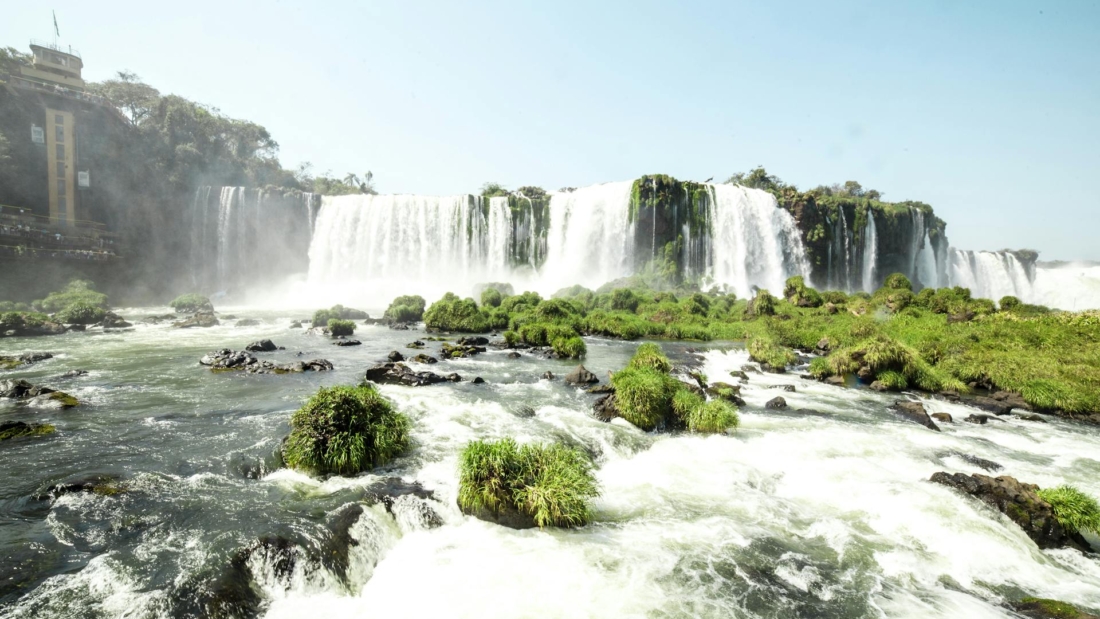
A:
[765, 396, 788, 410]
[890, 401, 941, 431]
[0, 352, 54, 369]
[363, 362, 459, 387]
[930, 472, 1091, 551]
[332, 339, 362, 347]
[244, 339, 278, 353]
[174, 312, 220, 329]
[199, 349, 333, 374]
[564, 365, 599, 385]
[593, 393, 620, 422]
[0, 379, 78, 408]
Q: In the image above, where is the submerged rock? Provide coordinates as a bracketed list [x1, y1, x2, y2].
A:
[36, 473, 125, 499]
[931, 412, 953, 423]
[199, 349, 333, 374]
[587, 383, 615, 395]
[542, 371, 555, 380]
[457, 336, 489, 346]
[289, 321, 302, 329]
[706, 382, 745, 406]
[0, 379, 78, 408]
[0, 352, 53, 370]
[930, 472, 1090, 551]
[234, 318, 261, 327]
[410, 353, 438, 364]
[363, 362, 454, 387]
[1013, 598, 1100, 619]
[0, 421, 56, 441]
[593, 393, 620, 422]
[174, 312, 219, 329]
[99, 313, 132, 329]
[970, 396, 1014, 416]
[564, 365, 599, 385]
[387, 350, 405, 362]
[332, 339, 362, 347]
[472, 376, 485, 384]
[890, 401, 941, 431]
[774, 385, 796, 393]
[943, 450, 1004, 472]
[441, 342, 484, 358]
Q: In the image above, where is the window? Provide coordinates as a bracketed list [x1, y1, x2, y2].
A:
[56, 161, 65, 176]
[55, 125, 65, 143]
[58, 180, 66, 196]
[55, 114, 64, 124]
[56, 144, 65, 159]
[58, 196, 67, 212]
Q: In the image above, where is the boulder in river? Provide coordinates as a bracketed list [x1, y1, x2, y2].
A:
[410, 353, 438, 364]
[890, 401, 941, 431]
[930, 472, 1090, 551]
[245, 339, 278, 353]
[706, 382, 745, 406]
[542, 371, 555, 380]
[199, 349, 332, 374]
[0, 352, 53, 370]
[364, 362, 454, 387]
[457, 336, 489, 346]
[765, 396, 788, 410]
[1012, 598, 1100, 619]
[564, 365, 599, 385]
[174, 312, 219, 329]
[99, 313, 132, 329]
[0, 421, 56, 441]
[931, 412, 953, 423]
[234, 318, 261, 327]
[441, 342, 484, 358]
[593, 393, 620, 422]
[332, 339, 362, 347]
[970, 396, 1014, 416]
[387, 350, 405, 362]
[0, 378, 78, 408]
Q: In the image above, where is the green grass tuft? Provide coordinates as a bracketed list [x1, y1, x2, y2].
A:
[384, 295, 427, 322]
[627, 342, 672, 373]
[685, 400, 740, 433]
[327, 319, 356, 336]
[283, 384, 410, 476]
[56, 301, 107, 325]
[424, 293, 491, 332]
[457, 438, 599, 528]
[1037, 485, 1100, 535]
[552, 336, 586, 359]
[611, 367, 679, 431]
[169, 293, 211, 313]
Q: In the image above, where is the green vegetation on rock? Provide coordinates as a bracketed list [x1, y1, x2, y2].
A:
[35, 280, 109, 314]
[383, 295, 427, 323]
[169, 294, 212, 314]
[0, 422, 56, 441]
[56, 302, 108, 325]
[1036, 485, 1100, 536]
[1015, 597, 1091, 619]
[457, 438, 599, 528]
[424, 293, 491, 333]
[283, 384, 410, 476]
[327, 319, 356, 337]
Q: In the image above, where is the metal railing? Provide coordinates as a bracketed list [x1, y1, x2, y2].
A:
[29, 39, 81, 59]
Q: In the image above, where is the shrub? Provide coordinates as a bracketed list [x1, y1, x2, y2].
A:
[610, 288, 641, 312]
[610, 367, 679, 431]
[746, 289, 776, 317]
[56, 301, 107, 325]
[748, 335, 796, 369]
[503, 330, 519, 345]
[37, 280, 109, 313]
[283, 385, 410, 475]
[875, 369, 909, 390]
[553, 336, 586, 359]
[784, 276, 823, 308]
[500, 291, 543, 314]
[671, 389, 705, 420]
[821, 290, 848, 305]
[685, 400, 740, 433]
[384, 295, 427, 323]
[312, 308, 337, 327]
[480, 288, 503, 308]
[457, 438, 599, 528]
[1036, 485, 1100, 536]
[999, 296, 1021, 311]
[627, 342, 672, 373]
[424, 293, 491, 332]
[883, 273, 913, 291]
[328, 319, 356, 336]
[169, 293, 211, 314]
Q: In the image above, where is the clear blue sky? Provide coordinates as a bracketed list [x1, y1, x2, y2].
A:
[4, 1, 1098, 260]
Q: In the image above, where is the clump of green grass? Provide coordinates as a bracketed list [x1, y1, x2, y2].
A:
[611, 367, 680, 431]
[423, 293, 491, 332]
[748, 335, 796, 370]
[457, 438, 599, 528]
[684, 400, 740, 433]
[169, 293, 211, 313]
[1015, 597, 1087, 619]
[283, 384, 410, 476]
[627, 342, 672, 373]
[480, 288, 503, 308]
[1036, 485, 1100, 535]
[746, 289, 776, 317]
[552, 336, 586, 359]
[784, 276, 823, 308]
[37, 280, 109, 313]
[56, 301, 107, 325]
[328, 319, 356, 336]
[384, 295, 427, 322]
[0, 422, 55, 441]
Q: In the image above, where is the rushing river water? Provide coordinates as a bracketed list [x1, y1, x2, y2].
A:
[1, 308, 1099, 618]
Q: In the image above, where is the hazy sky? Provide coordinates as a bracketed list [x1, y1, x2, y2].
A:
[4, 1, 1098, 260]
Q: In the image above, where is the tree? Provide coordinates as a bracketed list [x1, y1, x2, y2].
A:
[480, 182, 508, 198]
[343, 172, 361, 187]
[359, 170, 377, 195]
[0, 47, 30, 76]
[726, 166, 787, 192]
[87, 71, 161, 126]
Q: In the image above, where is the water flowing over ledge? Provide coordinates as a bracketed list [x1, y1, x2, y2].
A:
[188, 180, 1100, 310]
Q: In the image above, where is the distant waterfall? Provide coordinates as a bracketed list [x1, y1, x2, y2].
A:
[948, 249, 1034, 301]
[706, 185, 810, 298]
[189, 187, 316, 294]
[539, 182, 636, 293]
[306, 194, 513, 297]
[861, 210, 878, 292]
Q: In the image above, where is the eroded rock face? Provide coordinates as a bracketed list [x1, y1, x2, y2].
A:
[593, 393, 620, 422]
[564, 365, 599, 385]
[930, 472, 1090, 551]
[363, 362, 458, 387]
[890, 401, 940, 431]
[199, 349, 332, 374]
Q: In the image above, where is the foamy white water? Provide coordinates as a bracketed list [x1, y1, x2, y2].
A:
[539, 182, 636, 294]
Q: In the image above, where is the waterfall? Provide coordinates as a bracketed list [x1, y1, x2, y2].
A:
[189, 187, 316, 296]
[306, 194, 512, 299]
[861, 210, 878, 292]
[835, 208, 853, 291]
[706, 184, 811, 298]
[915, 231, 939, 289]
[948, 249, 1034, 301]
[539, 182, 636, 293]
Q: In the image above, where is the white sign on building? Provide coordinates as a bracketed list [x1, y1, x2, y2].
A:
[31, 125, 44, 143]
[78, 171, 90, 188]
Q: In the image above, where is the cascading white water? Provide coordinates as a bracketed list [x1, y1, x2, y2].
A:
[835, 208, 853, 291]
[949, 249, 1034, 302]
[539, 182, 636, 293]
[861, 210, 878, 292]
[705, 184, 811, 298]
[306, 194, 512, 301]
[915, 231, 940, 289]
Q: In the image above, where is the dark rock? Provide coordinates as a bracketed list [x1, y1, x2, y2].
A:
[513, 405, 536, 418]
[774, 385, 796, 393]
[406, 340, 425, 349]
[332, 339, 362, 347]
[441, 343, 485, 358]
[234, 319, 261, 327]
[728, 370, 749, 381]
[245, 339, 278, 353]
[947, 310, 976, 324]
[387, 350, 405, 362]
[965, 414, 1006, 425]
[815, 337, 831, 353]
[506, 352, 521, 359]
[869, 381, 888, 392]
[542, 371, 555, 380]
[66, 324, 86, 332]
[992, 390, 1032, 411]
[59, 369, 88, 379]
[0, 420, 56, 441]
[760, 363, 786, 374]
[930, 472, 1090, 551]
[457, 336, 489, 346]
[1018, 414, 1048, 423]
[0, 378, 77, 408]
[825, 375, 845, 386]
[444, 373, 462, 382]
[36, 473, 125, 500]
[460, 500, 536, 530]
[931, 412, 953, 423]
[944, 451, 1004, 472]
[389, 322, 411, 330]
[742, 364, 762, 375]
[289, 321, 302, 329]
[99, 313, 132, 329]
[564, 365, 599, 385]
[0, 351, 54, 369]
[364, 362, 450, 387]
[706, 382, 745, 406]
[199, 349, 332, 374]
[765, 396, 788, 410]
[593, 394, 620, 422]
[890, 401, 941, 431]
[174, 312, 219, 329]
[410, 354, 438, 364]
[587, 383, 615, 395]
[472, 376, 485, 384]
[970, 396, 1014, 416]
